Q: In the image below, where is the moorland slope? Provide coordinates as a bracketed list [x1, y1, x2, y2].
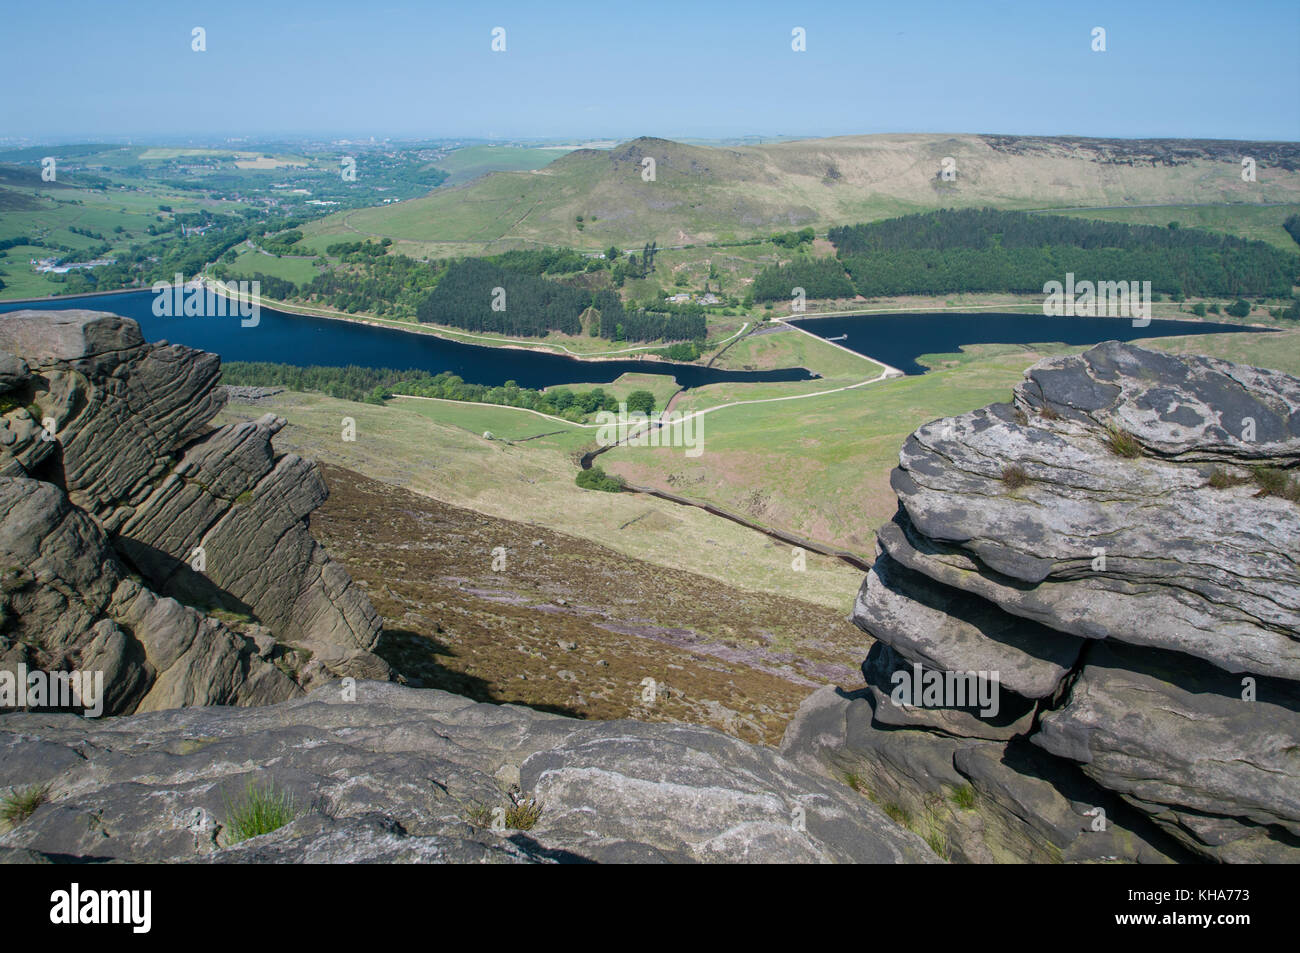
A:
[309, 134, 1300, 249]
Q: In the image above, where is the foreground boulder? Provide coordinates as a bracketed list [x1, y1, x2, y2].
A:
[0, 310, 385, 714]
[785, 342, 1300, 863]
[0, 682, 936, 864]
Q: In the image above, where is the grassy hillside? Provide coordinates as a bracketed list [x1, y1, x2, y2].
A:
[226, 327, 1300, 744]
[599, 326, 1300, 553]
[303, 133, 1300, 252]
[434, 144, 576, 186]
[224, 244, 322, 284]
[214, 323, 1300, 682]
[602, 343, 1041, 552]
[213, 389, 865, 612]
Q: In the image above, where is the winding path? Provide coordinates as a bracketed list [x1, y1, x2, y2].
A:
[388, 344, 900, 570]
[390, 360, 896, 432]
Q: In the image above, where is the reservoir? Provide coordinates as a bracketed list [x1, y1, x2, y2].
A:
[790, 311, 1269, 375]
[0, 294, 1266, 385]
[0, 291, 813, 391]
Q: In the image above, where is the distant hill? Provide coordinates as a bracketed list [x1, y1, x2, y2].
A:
[305, 133, 1300, 249]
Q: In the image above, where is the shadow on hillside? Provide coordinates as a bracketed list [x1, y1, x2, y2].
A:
[376, 627, 586, 719]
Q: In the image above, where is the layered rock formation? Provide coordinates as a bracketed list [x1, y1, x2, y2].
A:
[784, 342, 1300, 863]
[0, 309, 942, 864]
[0, 477, 297, 713]
[3, 320, 1294, 865]
[0, 681, 936, 864]
[0, 310, 385, 715]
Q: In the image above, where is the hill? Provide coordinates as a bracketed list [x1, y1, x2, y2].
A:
[303, 133, 1300, 251]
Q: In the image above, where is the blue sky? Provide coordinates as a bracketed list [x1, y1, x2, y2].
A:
[3, 0, 1297, 142]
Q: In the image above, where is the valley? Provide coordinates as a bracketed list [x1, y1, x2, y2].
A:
[3, 0, 1300, 880]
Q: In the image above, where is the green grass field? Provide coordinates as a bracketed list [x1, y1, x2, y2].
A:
[589, 372, 683, 409]
[1142, 326, 1300, 377]
[0, 164, 221, 300]
[601, 345, 1036, 552]
[391, 370, 686, 448]
[434, 145, 574, 186]
[212, 322, 1300, 616]
[600, 326, 1300, 553]
[395, 397, 587, 445]
[713, 324, 882, 377]
[224, 246, 322, 284]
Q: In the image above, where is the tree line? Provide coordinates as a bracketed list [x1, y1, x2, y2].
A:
[212, 241, 707, 342]
[393, 373, 657, 420]
[837, 245, 1295, 298]
[826, 208, 1298, 298]
[752, 257, 855, 302]
[219, 361, 657, 421]
[591, 287, 705, 340]
[485, 247, 590, 276]
[298, 252, 441, 316]
[220, 362, 403, 403]
[416, 258, 588, 335]
[417, 260, 705, 341]
[770, 227, 816, 249]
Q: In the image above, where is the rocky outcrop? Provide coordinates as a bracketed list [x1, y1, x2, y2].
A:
[115, 412, 378, 650]
[785, 342, 1300, 863]
[0, 309, 936, 865]
[0, 310, 385, 715]
[0, 681, 937, 864]
[4, 320, 1294, 865]
[0, 477, 297, 713]
[222, 385, 285, 403]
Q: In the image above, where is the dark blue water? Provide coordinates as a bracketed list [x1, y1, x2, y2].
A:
[1, 295, 1265, 384]
[0, 292, 814, 391]
[791, 311, 1271, 375]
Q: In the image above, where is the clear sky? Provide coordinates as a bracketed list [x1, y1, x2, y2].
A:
[3, 0, 1297, 142]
